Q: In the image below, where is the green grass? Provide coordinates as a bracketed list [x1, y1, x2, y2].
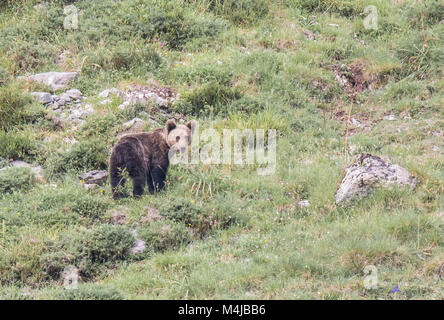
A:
[0, 0, 442, 299]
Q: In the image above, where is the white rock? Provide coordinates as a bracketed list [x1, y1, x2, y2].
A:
[383, 114, 396, 121]
[130, 239, 147, 254]
[298, 200, 310, 208]
[26, 72, 78, 90]
[335, 154, 418, 205]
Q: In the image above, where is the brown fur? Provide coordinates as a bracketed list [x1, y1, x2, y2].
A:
[109, 119, 194, 199]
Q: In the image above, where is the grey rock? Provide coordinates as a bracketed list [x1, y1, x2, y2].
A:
[120, 118, 146, 134]
[98, 88, 122, 98]
[26, 72, 78, 90]
[56, 99, 67, 107]
[67, 103, 94, 121]
[335, 153, 418, 205]
[31, 92, 53, 104]
[78, 170, 108, 185]
[59, 93, 71, 102]
[83, 183, 99, 190]
[65, 89, 82, 99]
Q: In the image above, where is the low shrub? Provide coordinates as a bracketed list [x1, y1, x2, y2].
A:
[0, 130, 38, 161]
[55, 284, 124, 300]
[0, 167, 34, 195]
[42, 225, 135, 279]
[0, 84, 41, 130]
[45, 138, 108, 179]
[174, 82, 243, 116]
[201, 0, 270, 25]
[138, 220, 191, 252]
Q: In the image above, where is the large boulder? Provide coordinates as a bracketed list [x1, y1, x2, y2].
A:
[27, 72, 78, 90]
[31, 92, 53, 104]
[78, 170, 108, 185]
[120, 118, 146, 135]
[335, 153, 418, 205]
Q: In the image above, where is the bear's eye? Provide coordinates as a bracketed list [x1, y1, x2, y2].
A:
[176, 136, 180, 142]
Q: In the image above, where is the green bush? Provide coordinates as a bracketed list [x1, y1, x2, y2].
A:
[201, 0, 270, 25]
[70, 196, 111, 221]
[0, 130, 38, 161]
[0, 84, 41, 130]
[284, 0, 374, 17]
[175, 82, 243, 116]
[0, 167, 34, 195]
[77, 113, 118, 140]
[138, 220, 191, 252]
[134, 6, 229, 49]
[55, 284, 124, 300]
[0, 66, 9, 86]
[83, 43, 163, 74]
[45, 138, 108, 179]
[43, 225, 135, 279]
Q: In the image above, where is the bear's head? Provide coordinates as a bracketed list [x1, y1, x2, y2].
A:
[166, 119, 196, 153]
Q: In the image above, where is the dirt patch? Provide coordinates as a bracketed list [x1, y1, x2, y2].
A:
[328, 60, 376, 96]
[141, 207, 162, 225]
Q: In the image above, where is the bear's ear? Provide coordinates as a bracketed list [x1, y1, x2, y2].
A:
[166, 119, 176, 133]
[186, 120, 197, 134]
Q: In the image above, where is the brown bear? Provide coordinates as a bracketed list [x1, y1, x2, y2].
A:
[109, 119, 195, 199]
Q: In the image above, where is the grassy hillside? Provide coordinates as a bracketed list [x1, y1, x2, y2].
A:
[0, 0, 443, 299]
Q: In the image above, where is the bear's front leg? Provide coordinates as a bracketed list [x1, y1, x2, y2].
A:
[151, 166, 167, 192]
[132, 175, 146, 198]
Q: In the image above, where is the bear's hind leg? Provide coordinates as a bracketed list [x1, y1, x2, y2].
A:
[110, 168, 126, 199]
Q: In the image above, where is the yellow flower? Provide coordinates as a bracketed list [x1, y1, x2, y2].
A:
[190, 199, 195, 204]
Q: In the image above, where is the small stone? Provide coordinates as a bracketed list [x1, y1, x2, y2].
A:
[298, 200, 310, 208]
[83, 183, 99, 190]
[383, 114, 396, 121]
[65, 89, 82, 99]
[59, 93, 71, 102]
[56, 99, 67, 107]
